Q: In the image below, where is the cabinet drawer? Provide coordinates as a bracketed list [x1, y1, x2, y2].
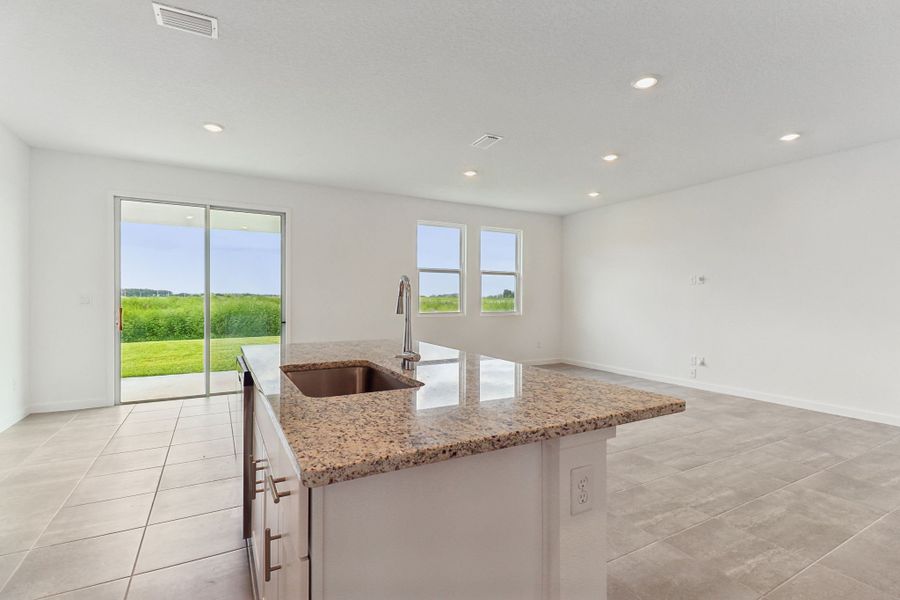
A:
[255, 389, 309, 559]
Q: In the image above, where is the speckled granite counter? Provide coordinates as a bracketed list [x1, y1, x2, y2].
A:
[242, 339, 684, 488]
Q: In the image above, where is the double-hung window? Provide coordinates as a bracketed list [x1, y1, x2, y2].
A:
[480, 227, 521, 314]
[417, 222, 465, 314]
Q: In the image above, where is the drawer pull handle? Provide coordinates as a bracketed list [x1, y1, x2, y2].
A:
[268, 474, 291, 503]
[264, 527, 283, 582]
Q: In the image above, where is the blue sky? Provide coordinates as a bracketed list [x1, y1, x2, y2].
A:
[121, 223, 281, 295]
[417, 225, 517, 296]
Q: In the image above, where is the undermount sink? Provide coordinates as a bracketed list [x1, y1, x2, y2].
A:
[283, 363, 421, 398]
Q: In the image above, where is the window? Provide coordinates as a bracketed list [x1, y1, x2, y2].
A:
[417, 222, 465, 314]
[480, 228, 521, 314]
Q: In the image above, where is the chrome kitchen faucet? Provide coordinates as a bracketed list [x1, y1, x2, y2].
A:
[395, 275, 421, 370]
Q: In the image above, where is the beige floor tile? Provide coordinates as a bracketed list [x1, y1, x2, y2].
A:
[43, 578, 129, 599]
[67, 467, 162, 506]
[0, 482, 75, 554]
[764, 564, 894, 600]
[721, 486, 883, 561]
[179, 403, 231, 417]
[129, 399, 183, 413]
[607, 450, 681, 485]
[171, 423, 233, 445]
[667, 518, 811, 595]
[103, 431, 172, 454]
[607, 573, 642, 600]
[87, 447, 168, 477]
[0, 529, 142, 599]
[135, 507, 244, 573]
[182, 396, 231, 408]
[165, 438, 234, 465]
[610, 484, 711, 538]
[2, 458, 94, 490]
[115, 418, 177, 437]
[828, 447, 900, 489]
[127, 549, 252, 600]
[175, 413, 231, 430]
[0, 552, 25, 591]
[23, 438, 109, 464]
[644, 461, 786, 517]
[37, 493, 154, 547]
[149, 477, 242, 523]
[121, 408, 182, 423]
[821, 510, 900, 596]
[159, 454, 242, 490]
[794, 468, 900, 512]
[608, 541, 759, 600]
[607, 513, 657, 560]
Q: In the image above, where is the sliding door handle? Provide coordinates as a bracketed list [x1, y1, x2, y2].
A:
[118, 306, 123, 332]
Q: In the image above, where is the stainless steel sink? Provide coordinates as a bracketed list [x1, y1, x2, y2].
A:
[282, 363, 421, 398]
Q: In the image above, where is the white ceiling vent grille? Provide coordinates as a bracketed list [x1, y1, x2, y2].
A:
[471, 134, 503, 149]
[152, 3, 218, 38]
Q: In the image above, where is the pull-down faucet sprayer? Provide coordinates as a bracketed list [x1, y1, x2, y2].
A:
[395, 275, 421, 370]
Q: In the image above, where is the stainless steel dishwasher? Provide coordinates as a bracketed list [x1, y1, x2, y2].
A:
[237, 355, 254, 540]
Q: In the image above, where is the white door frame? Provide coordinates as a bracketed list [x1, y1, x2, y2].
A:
[113, 194, 289, 405]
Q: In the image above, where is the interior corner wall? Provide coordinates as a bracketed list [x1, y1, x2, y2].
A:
[0, 123, 30, 432]
[562, 138, 900, 425]
[27, 149, 562, 413]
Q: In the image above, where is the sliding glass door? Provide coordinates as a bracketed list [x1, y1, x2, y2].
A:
[117, 198, 284, 403]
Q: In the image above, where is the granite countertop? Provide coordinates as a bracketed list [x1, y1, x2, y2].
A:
[242, 340, 685, 488]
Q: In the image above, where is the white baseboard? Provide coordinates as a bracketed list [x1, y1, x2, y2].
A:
[30, 397, 114, 414]
[522, 357, 565, 366]
[560, 357, 900, 427]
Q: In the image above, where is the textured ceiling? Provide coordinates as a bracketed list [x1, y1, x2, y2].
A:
[2, 1, 899, 215]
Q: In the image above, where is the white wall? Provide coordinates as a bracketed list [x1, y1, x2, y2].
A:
[562, 138, 900, 425]
[28, 149, 562, 412]
[0, 124, 30, 431]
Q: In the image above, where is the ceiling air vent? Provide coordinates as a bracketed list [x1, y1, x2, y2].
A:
[152, 3, 218, 38]
[471, 134, 503, 150]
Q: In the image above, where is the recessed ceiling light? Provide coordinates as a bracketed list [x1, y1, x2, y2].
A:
[463, 170, 478, 177]
[602, 154, 619, 162]
[203, 122, 224, 133]
[779, 132, 801, 142]
[241, 226, 248, 230]
[186, 215, 194, 220]
[632, 75, 659, 90]
[588, 191, 601, 198]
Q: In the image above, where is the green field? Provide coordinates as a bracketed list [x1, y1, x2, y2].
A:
[121, 294, 281, 378]
[419, 295, 516, 313]
[121, 336, 279, 377]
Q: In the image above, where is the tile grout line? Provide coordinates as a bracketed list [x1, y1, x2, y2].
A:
[0, 406, 136, 596]
[122, 399, 184, 600]
[759, 506, 899, 598]
[608, 416, 900, 540]
[610, 426, 900, 596]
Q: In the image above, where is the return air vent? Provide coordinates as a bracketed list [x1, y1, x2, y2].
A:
[471, 134, 503, 149]
[152, 3, 218, 38]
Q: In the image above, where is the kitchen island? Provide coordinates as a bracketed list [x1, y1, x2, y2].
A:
[241, 340, 684, 600]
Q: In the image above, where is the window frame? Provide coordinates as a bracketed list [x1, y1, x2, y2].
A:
[416, 220, 467, 316]
[479, 226, 523, 316]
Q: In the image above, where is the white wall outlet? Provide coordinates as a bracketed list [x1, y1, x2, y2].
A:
[690, 275, 707, 285]
[78, 294, 92, 305]
[690, 367, 697, 378]
[570, 465, 593, 515]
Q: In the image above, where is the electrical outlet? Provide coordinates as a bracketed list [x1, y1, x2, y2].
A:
[570, 465, 593, 515]
[690, 367, 697, 378]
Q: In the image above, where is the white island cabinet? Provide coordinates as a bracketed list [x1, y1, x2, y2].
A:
[242, 340, 684, 600]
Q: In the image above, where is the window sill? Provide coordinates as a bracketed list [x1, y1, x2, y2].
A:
[479, 311, 522, 317]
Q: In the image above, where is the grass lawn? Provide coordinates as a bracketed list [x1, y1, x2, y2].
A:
[122, 336, 280, 378]
[419, 296, 516, 313]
